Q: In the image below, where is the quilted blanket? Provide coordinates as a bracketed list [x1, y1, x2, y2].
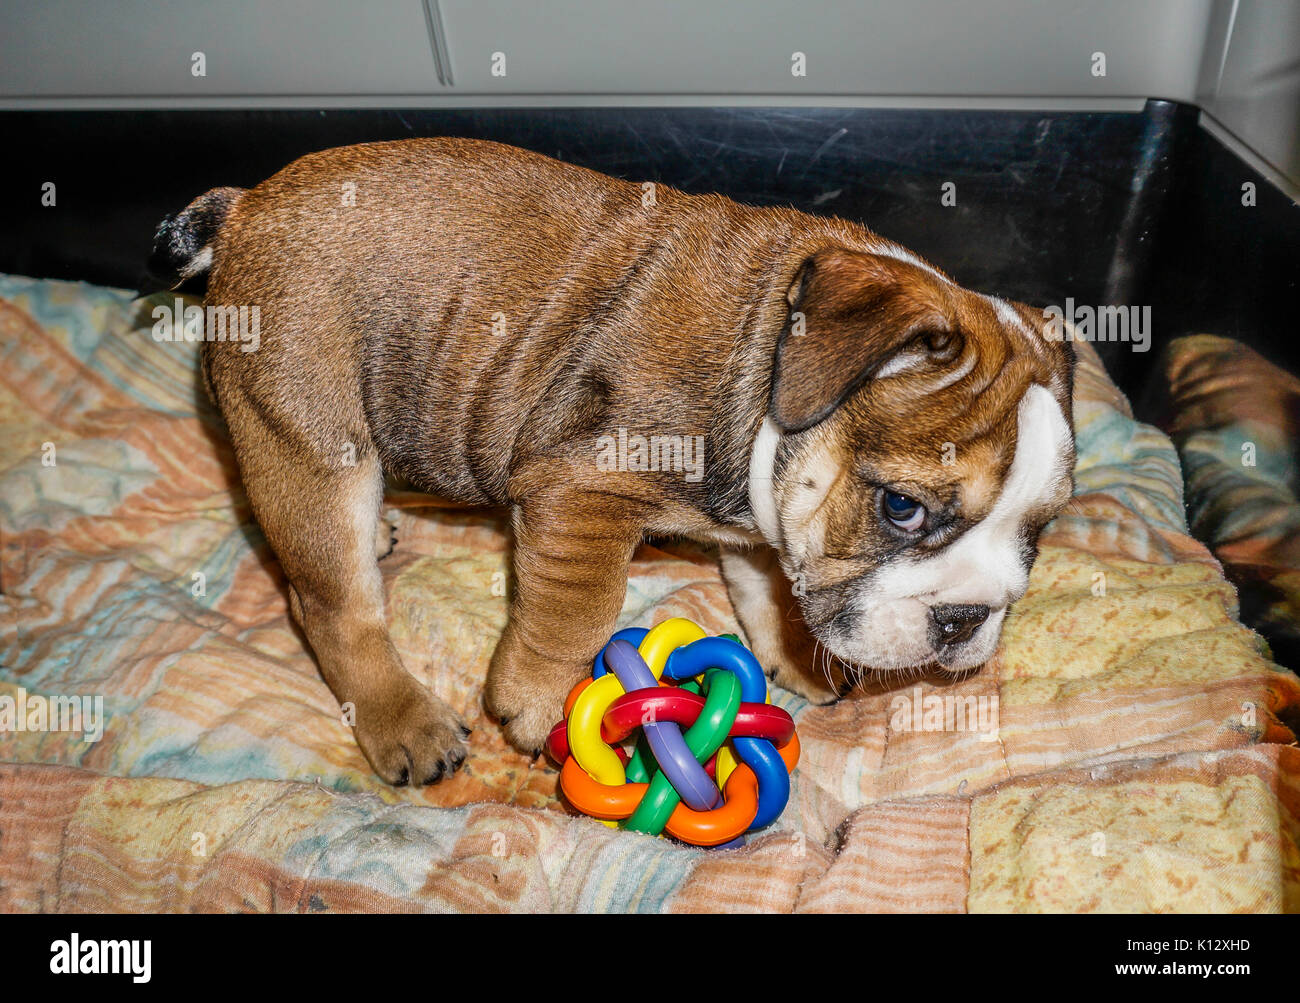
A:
[2, 273, 1298, 913]
[1152, 334, 1300, 665]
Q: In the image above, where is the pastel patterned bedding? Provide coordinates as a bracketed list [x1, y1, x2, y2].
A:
[2, 273, 1298, 913]
[1153, 334, 1300, 666]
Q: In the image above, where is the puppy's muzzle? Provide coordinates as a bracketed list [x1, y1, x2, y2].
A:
[928, 603, 990, 649]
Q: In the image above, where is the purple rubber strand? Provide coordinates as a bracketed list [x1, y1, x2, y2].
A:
[603, 640, 721, 812]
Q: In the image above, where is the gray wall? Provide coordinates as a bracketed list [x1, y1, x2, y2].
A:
[1197, 0, 1300, 190]
[0, 0, 1295, 183]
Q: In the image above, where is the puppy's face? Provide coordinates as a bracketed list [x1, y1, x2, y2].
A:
[752, 246, 1075, 674]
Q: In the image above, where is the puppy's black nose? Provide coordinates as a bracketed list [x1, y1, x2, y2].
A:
[929, 604, 990, 647]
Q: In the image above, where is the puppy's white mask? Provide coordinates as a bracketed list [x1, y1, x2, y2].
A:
[750, 384, 1074, 673]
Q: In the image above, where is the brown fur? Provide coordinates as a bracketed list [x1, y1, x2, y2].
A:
[170, 137, 1073, 784]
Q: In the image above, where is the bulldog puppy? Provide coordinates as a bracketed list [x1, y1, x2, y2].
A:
[148, 137, 1075, 786]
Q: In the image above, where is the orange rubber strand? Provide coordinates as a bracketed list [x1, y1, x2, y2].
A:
[559, 731, 802, 846]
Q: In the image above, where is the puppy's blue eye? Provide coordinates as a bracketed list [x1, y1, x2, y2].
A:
[883, 491, 925, 532]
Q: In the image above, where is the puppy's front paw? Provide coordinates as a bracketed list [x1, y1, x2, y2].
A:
[353, 677, 469, 786]
[751, 638, 846, 705]
[484, 631, 589, 757]
[769, 660, 847, 705]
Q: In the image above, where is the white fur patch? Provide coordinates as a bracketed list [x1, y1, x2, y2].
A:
[990, 295, 1053, 368]
[876, 383, 1071, 605]
[877, 345, 977, 392]
[874, 348, 928, 379]
[180, 245, 213, 280]
[747, 417, 783, 548]
[829, 384, 1073, 671]
[872, 243, 951, 284]
[990, 296, 1029, 337]
[778, 435, 840, 564]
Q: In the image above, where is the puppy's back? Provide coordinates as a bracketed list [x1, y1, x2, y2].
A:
[151, 138, 855, 505]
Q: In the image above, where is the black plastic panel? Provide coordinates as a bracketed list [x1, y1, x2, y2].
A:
[2, 102, 1297, 399]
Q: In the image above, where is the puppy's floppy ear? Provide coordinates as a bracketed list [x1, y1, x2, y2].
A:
[1008, 297, 1078, 417]
[770, 248, 955, 433]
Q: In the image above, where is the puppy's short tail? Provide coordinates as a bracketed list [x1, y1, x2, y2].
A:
[144, 186, 246, 291]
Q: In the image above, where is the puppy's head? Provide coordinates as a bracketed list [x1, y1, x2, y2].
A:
[751, 245, 1075, 673]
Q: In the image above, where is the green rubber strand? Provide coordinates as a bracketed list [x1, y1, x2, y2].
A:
[623, 668, 742, 836]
